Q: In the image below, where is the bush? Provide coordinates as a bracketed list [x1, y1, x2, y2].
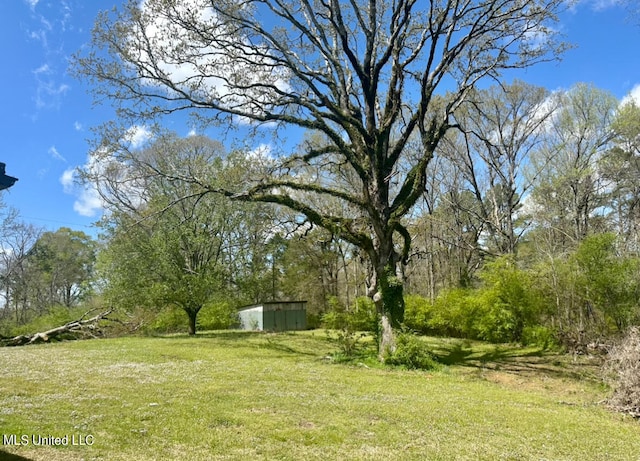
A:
[147, 305, 185, 334]
[573, 234, 640, 333]
[350, 297, 378, 332]
[306, 312, 322, 329]
[475, 256, 543, 342]
[521, 325, 557, 349]
[322, 296, 377, 332]
[407, 257, 548, 344]
[403, 294, 434, 334]
[605, 327, 640, 418]
[323, 297, 376, 358]
[331, 329, 369, 359]
[197, 301, 238, 331]
[385, 333, 440, 370]
[427, 288, 477, 339]
[144, 299, 238, 334]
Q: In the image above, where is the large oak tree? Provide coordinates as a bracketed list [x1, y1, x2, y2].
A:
[75, 0, 566, 356]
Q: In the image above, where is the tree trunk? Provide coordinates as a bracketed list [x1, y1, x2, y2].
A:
[3, 309, 113, 346]
[370, 257, 405, 361]
[186, 309, 198, 336]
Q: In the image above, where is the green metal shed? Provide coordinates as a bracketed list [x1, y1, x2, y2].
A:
[237, 301, 307, 332]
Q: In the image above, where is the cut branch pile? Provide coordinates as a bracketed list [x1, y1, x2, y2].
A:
[1, 309, 114, 347]
[605, 327, 640, 418]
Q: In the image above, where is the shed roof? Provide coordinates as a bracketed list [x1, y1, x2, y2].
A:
[238, 301, 307, 312]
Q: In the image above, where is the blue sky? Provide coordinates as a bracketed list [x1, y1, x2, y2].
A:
[1, 0, 639, 238]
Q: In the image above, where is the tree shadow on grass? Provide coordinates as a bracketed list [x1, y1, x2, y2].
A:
[152, 330, 252, 341]
[432, 340, 601, 382]
[436, 342, 475, 366]
[156, 330, 324, 357]
[0, 450, 34, 461]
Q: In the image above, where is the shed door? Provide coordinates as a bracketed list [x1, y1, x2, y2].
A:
[273, 309, 286, 331]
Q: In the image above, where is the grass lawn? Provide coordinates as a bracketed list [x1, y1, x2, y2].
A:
[0, 331, 638, 460]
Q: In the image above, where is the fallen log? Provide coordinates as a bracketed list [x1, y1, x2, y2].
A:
[2, 309, 114, 346]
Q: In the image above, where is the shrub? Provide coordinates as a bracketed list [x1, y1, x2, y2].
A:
[427, 288, 477, 338]
[403, 294, 434, 334]
[321, 297, 347, 331]
[413, 257, 546, 344]
[475, 256, 543, 342]
[197, 301, 238, 331]
[322, 296, 377, 333]
[385, 332, 440, 370]
[306, 312, 322, 329]
[605, 327, 640, 418]
[322, 297, 377, 358]
[0, 321, 11, 339]
[521, 325, 557, 349]
[351, 297, 378, 332]
[534, 234, 640, 351]
[331, 328, 368, 358]
[147, 305, 185, 334]
[573, 233, 640, 333]
[471, 291, 518, 343]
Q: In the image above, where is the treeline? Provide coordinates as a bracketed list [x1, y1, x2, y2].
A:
[0, 213, 96, 337]
[293, 81, 640, 350]
[2, 80, 639, 350]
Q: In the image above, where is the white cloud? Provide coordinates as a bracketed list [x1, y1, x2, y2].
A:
[61, 164, 104, 217]
[48, 146, 66, 162]
[25, 2, 77, 114]
[590, 0, 625, 11]
[248, 143, 273, 161]
[32, 65, 64, 109]
[133, 0, 290, 122]
[621, 84, 640, 107]
[28, 29, 47, 46]
[61, 159, 105, 218]
[73, 188, 104, 217]
[33, 63, 50, 74]
[124, 125, 153, 149]
[33, 77, 70, 110]
[63, 125, 153, 218]
[24, 0, 39, 10]
[27, 14, 53, 50]
[569, 0, 626, 13]
[134, 0, 225, 94]
[187, 128, 197, 137]
[60, 168, 75, 193]
[74, 121, 83, 131]
[60, 1, 72, 32]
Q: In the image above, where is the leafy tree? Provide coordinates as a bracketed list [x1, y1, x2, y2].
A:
[28, 228, 97, 308]
[601, 101, 640, 250]
[412, 256, 543, 343]
[572, 233, 640, 333]
[280, 230, 341, 316]
[473, 255, 542, 342]
[0, 204, 42, 323]
[74, 0, 567, 356]
[529, 83, 618, 247]
[529, 233, 640, 349]
[97, 134, 275, 334]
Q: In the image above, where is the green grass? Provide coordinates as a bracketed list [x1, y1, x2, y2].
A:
[0, 331, 638, 460]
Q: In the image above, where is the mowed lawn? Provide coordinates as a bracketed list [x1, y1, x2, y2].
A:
[0, 331, 639, 460]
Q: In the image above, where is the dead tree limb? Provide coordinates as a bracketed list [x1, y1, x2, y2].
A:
[2, 309, 114, 346]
